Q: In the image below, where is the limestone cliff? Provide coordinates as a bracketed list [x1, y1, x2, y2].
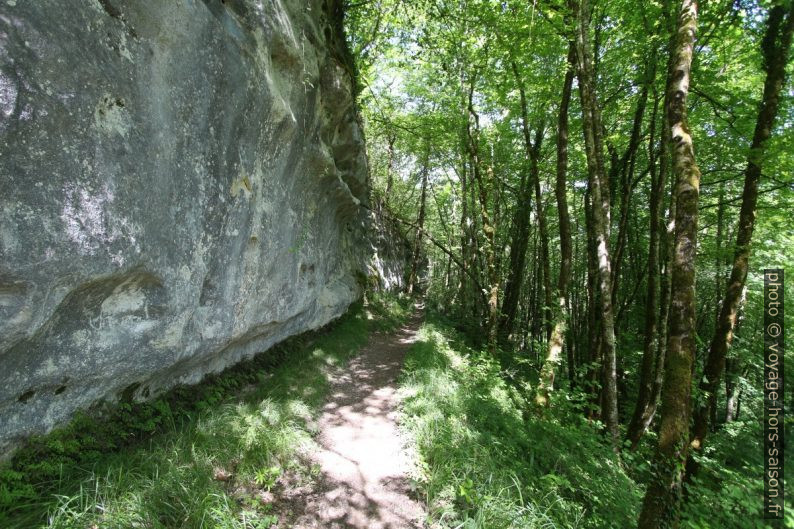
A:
[369, 200, 411, 292]
[0, 0, 370, 454]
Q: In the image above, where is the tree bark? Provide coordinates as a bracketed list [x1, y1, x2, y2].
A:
[584, 188, 601, 418]
[408, 138, 431, 294]
[535, 164, 553, 342]
[457, 56, 476, 322]
[626, 14, 678, 444]
[500, 61, 544, 345]
[571, 0, 619, 447]
[626, 88, 666, 448]
[638, 1, 701, 526]
[385, 133, 396, 196]
[611, 57, 655, 310]
[689, 1, 794, 459]
[537, 43, 575, 406]
[725, 360, 747, 423]
[466, 76, 500, 351]
[713, 182, 726, 327]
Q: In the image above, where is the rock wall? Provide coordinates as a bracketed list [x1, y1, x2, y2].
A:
[0, 0, 370, 454]
[368, 200, 411, 292]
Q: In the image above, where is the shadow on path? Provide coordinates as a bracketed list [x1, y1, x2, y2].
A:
[276, 308, 426, 529]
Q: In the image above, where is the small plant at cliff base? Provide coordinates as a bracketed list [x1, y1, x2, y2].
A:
[0, 293, 411, 529]
[254, 466, 281, 491]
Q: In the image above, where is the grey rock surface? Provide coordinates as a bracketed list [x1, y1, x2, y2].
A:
[0, 0, 371, 454]
[369, 200, 410, 292]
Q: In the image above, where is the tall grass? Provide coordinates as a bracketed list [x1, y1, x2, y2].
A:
[0, 292, 411, 529]
[398, 315, 640, 529]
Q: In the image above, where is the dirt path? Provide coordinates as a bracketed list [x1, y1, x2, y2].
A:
[278, 311, 426, 528]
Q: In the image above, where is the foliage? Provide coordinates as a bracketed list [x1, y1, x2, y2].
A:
[348, 0, 794, 525]
[400, 314, 640, 528]
[399, 313, 784, 528]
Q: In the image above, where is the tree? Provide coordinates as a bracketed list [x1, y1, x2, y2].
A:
[689, 0, 794, 469]
[638, 0, 701, 525]
[570, 0, 620, 447]
[537, 43, 575, 406]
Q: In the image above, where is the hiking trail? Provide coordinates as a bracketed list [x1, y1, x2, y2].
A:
[276, 309, 426, 529]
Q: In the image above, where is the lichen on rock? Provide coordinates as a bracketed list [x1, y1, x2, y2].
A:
[0, 0, 373, 455]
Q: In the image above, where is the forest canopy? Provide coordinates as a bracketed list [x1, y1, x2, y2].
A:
[346, 0, 794, 527]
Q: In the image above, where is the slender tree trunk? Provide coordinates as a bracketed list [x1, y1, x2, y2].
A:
[689, 2, 794, 459]
[611, 57, 654, 308]
[714, 182, 726, 326]
[638, 1, 701, 526]
[627, 0, 678, 451]
[538, 43, 575, 406]
[536, 172, 553, 341]
[458, 146, 471, 316]
[584, 189, 600, 416]
[627, 90, 665, 447]
[570, 201, 583, 385]
[571, 0, 619, 447]
[500, 61, 544, 345]
[385, 134, 396, 196]
[725, 361, 747, 423]
[651, 151, 677, 418]
[626, 14, 679, 441]
[408, 138, 431, 295]
[466, 77, 500, 351]
[453, 0, 471, 320]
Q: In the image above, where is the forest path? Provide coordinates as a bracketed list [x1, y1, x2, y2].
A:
[278, 307, 426, 528]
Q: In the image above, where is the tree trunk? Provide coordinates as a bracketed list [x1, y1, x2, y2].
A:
[638, 1, 701, 526]
[466, 76, 500, 351]
[458, 142, 471, 315]
[627, 88, 666, 447]
[689, 1, 794, 459]
[584, 189, 600, 417]
[536, 167, 553, 342]
[714, 182, 726, 327]
[724, 357, 747, 423]
[408, 138, 431, 295]
[611, 56, 654, 310]
[626, 14, 678, 443]
[385, 134, 396, 196]
[537, 43, 575, 406]
[500, 61, 544, 345]
[571, 0, 619, 447]
[649, 151, 677, 426]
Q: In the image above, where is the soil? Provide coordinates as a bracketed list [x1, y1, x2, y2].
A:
[275, 310, 426, 529]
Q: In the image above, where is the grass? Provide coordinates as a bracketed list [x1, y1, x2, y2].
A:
[398, 313, 641, 529]
[0, 292, 411, 529]
[398, 312, 784, 529]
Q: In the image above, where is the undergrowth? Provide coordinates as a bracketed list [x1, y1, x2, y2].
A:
[677, 411, 794, 528]
[0, 292, 411, 529]
[399, 314, 640, 529]
[399, 313, 782, 528]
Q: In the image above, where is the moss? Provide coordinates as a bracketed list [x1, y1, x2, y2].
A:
[326, 0, 363, 97]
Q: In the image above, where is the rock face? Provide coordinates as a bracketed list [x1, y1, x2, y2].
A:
[369, 201, 411, 292]
[0, 0, 370, 454]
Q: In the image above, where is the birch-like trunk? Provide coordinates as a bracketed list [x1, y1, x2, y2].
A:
[638, 1, 701, 526]
[571, 0, 619, 446]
